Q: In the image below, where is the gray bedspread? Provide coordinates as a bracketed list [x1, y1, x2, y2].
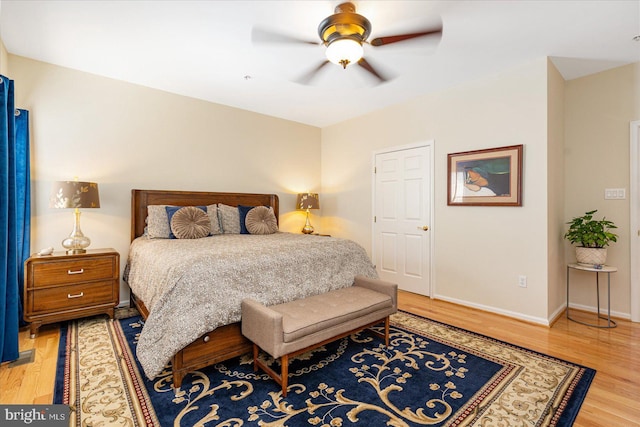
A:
[126, 232, 378, 379]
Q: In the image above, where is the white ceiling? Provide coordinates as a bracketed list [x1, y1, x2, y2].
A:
[1, 0, 639, 128]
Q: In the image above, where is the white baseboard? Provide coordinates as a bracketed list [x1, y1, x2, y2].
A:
[433, 294, 551, 326]
[117, 300, 131, 308]
[568, 302, 630, 320]
[548, 304, 566, 324]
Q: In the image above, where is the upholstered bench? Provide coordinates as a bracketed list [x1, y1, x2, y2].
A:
[241, 275, 397, 396]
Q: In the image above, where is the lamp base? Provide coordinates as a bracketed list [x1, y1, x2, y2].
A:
[64, 248, 87, 255]
[62, 209, 91, 255]
[301, 210, 314, 234]
[62, 235, 90, 255]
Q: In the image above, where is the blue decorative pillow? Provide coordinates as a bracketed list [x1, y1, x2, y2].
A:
[238, 205, 254, 234]
[165, 206, 206, 239]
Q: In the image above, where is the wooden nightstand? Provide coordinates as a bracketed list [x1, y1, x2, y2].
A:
[24, 248, 120, 338]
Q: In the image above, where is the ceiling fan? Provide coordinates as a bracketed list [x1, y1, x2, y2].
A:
[252, 2, 443, 85]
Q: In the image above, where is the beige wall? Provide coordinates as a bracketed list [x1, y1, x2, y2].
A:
[8, 48, 638, 323]
[564, 63, 639, 318]
[9, 54, 322, 304]
[322, 58, 552, 323]
[321, 59, 639, 324]
[0, 38, 7, 75]
[547, 59, 566, 320]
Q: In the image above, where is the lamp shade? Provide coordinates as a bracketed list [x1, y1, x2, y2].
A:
[297, 193, 320, 210]
[49, 181, 100, 209]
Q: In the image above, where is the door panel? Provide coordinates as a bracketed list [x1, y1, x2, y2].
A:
[405, 234, 423, 277]
[404, 179, 422, 219]
[374, 145, 432, 296]
[381, 232, 398, 272]
[381, 181, 397, 219]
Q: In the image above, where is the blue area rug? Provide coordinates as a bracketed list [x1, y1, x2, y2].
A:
[55, 311, 595, 426]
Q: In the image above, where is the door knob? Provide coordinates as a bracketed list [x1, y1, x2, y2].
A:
[418, 225, 429, 231]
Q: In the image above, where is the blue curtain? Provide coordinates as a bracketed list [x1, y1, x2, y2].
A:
[1, 74, 30, 363]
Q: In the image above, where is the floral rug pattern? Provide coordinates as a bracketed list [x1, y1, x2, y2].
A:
[55, 311, 594, 426]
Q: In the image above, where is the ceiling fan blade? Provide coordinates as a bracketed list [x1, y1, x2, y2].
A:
[294, 60, 331, 85]
[252, 27, 319, 45]
[357, 57, 390, 83]
[369, 27, 442, 47]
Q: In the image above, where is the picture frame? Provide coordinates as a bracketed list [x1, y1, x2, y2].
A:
[447, 144, 523, 206]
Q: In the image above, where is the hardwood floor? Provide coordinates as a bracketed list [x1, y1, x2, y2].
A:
[1, 291, 639, 426]
[0, 322, 60, 404]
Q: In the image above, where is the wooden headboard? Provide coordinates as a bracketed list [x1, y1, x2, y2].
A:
[131, 189, 280, 241]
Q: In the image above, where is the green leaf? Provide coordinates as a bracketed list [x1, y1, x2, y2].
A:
[563, 210, 618, 248]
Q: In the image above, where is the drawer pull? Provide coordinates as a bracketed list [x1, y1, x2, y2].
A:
[67, 269, 84, 275]
[203, 335, 210, 343]
[67, 292, 84, 299]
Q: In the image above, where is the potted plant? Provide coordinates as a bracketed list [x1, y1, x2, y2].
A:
[564, 209, 618, 266]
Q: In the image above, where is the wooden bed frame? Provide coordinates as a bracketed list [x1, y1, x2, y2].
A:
[128, 189, 280, 389]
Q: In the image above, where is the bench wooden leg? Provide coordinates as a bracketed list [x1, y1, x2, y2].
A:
[280, 354, 289, 397]
[253, 344, 289, 397]
[253, 344, 259, 372]
[384, 316, 390, 347]
[365, 316, 390, 347]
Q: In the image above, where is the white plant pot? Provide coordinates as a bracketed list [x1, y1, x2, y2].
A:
[575, 247, 607, 267]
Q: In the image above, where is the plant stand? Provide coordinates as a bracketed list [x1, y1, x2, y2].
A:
[566, 263, 617, 328]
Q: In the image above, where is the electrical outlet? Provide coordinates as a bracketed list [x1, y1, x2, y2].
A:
[518, 275, 527, 288]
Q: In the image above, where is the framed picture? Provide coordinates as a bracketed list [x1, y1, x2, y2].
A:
[447, 144, 523, 206]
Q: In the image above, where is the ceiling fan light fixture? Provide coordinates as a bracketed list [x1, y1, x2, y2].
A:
[255, 1, 441, 84]
[325, 38, 363, 68]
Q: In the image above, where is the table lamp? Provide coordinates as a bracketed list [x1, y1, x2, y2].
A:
[296, 192, 319, 234]
[50, 180, 100, 254]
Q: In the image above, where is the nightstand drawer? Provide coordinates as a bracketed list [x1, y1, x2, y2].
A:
[31, 281, 115, 312]
[30, 257, 115, 287]
[24, 248, 120, 338]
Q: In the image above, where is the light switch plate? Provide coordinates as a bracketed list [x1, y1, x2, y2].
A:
[604, 188, 626, 199]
